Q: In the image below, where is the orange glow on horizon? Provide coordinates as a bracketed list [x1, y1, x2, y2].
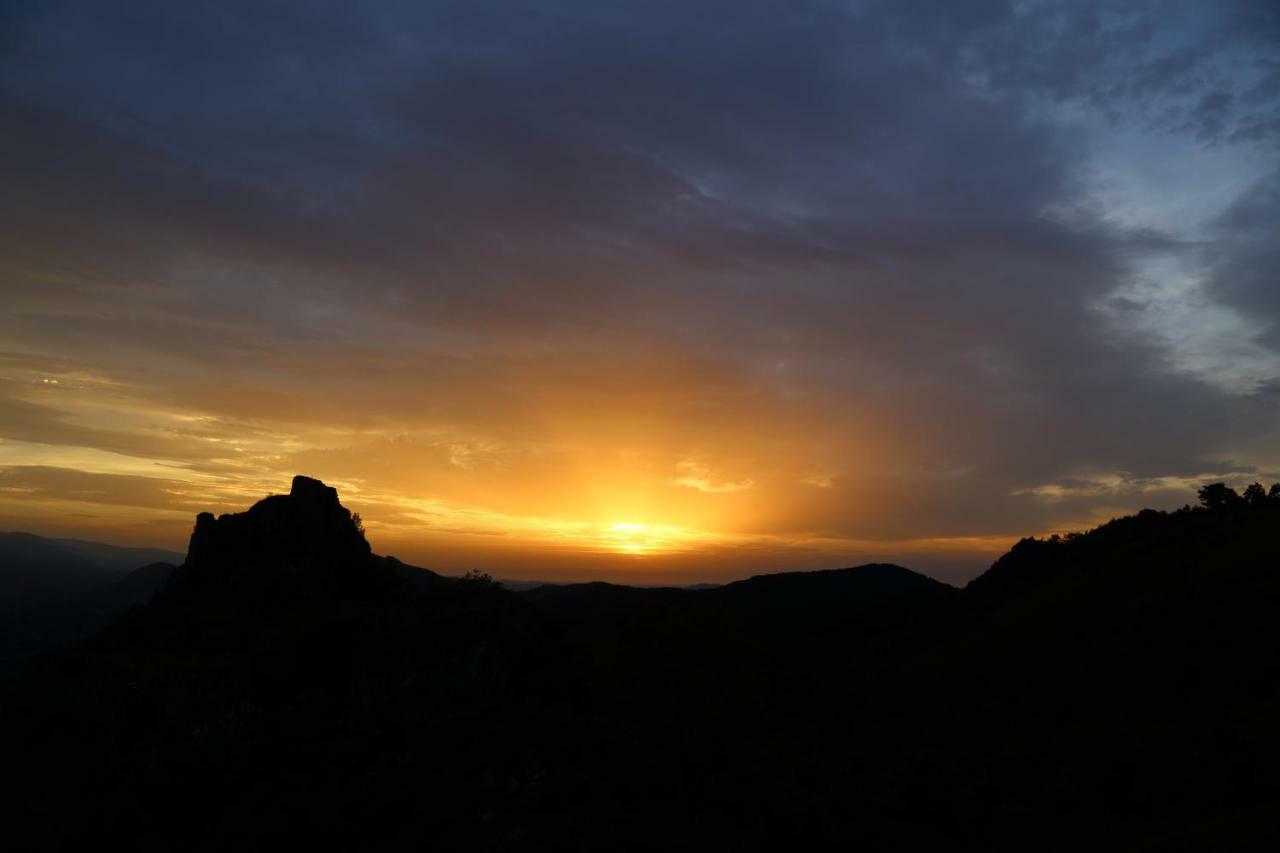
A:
[0, 353, 1221, 586]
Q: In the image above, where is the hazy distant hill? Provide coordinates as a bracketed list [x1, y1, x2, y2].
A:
[0, 532, 105, 608]
[0, 535, 179, 680]
[0, 531, 181, 607]
[522, 563, 954, 642]
[5, 477, 1280, 850]
[0, 531, 177, 609]
[46, 537, 182, 574]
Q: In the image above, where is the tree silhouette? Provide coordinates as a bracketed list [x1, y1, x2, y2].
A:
[461, 569, 497, 586]
[1197, 482, 1242, 511]
[1242, 482, 1268, 507]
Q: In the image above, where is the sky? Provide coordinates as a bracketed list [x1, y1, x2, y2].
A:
[1, 0, 1278, 585]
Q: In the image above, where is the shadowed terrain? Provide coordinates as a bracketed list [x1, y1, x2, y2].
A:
[0, 532, 180, 608]
[4, 476, 1279, 850]
[0, 533, 181, 680]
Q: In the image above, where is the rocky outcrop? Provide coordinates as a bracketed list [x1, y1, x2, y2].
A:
[166, 475, 390, 603]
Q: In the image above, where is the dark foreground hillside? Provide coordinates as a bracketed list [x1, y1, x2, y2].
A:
[5, 477, 1280, 850]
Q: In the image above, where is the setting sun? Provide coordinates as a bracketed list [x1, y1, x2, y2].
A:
[603, 522, 690, 555]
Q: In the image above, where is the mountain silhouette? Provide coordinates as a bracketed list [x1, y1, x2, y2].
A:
[167, 474, 387, 602]
[0, 531, 181, 608]
[521, 563, 954, 661]
[41, 536, 182, 574]
[2, 533, 129, 608]
[0, 534, 181, 680]
[4, 476, 1279, 850]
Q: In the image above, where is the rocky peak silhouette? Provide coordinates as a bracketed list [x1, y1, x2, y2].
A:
[168, 475, 388, 603]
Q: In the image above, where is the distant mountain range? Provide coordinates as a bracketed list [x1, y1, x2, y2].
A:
[0, 532, 181, 680]
[4, 475, 1279, 850]
[0, 531, 180, 608]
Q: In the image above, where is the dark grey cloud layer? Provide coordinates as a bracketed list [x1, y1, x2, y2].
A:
[1, 0, 1278, 575]
[1208, 167, 1280, 346]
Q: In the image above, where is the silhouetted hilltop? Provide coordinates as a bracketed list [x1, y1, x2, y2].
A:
[164, 474, 388, 604]
[967, 488, 1280, 603]
[96, 476, 530, 661]
[712, 562, 953, 637]
[523, 563, 953, 642]
[521, 579, 691, 614]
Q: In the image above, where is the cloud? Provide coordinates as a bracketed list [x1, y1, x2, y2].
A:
[671, 460, 754, 494]
[1205, 167, 1280, 347]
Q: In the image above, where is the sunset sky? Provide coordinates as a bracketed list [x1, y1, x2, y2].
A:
[2, 1, 1278, 584]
